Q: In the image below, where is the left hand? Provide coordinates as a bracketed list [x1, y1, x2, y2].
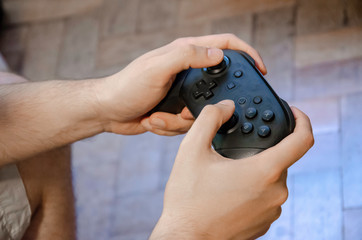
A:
[94, 34, 267, 135]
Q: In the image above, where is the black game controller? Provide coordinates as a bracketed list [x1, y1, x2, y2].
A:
[152, 49, 295, 159]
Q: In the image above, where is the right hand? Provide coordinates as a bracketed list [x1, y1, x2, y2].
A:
[150, 100, 314, 240]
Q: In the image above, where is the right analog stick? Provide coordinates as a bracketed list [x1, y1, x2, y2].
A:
[218, 113, 238, 134]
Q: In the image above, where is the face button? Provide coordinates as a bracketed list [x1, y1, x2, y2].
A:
[218, 113, 239, 134]
[262, 110, 275, 122]
[245, 107, 257, 119]
[238, 97, 247, 105]
[234, 70, 243, 78]
[227, 82, 235, 90]
[204, 56, 230, 74]
[258, 125, 271, 137]
[253, 96, 262, 104]
[241, 122, 253, 134]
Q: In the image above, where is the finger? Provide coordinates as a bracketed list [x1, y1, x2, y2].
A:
[182, 100, 235, 150]
[256, 107, 314, 172]
[141, 114, 194, 133]
[176, 34, 267, 74]
[160, 44, 224, 76]
[180, 107, 194, 120]
[141, 118, 187, 136]
[148, 128, 185, 136]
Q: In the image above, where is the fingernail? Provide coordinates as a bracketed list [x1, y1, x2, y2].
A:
[218, 99, 235, 107]
[150, 118, 166, 128]
[208, 48, 223, 59]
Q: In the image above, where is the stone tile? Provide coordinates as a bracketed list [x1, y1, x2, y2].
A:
[259, 177, 293, 240]
[346, 0, 362, 27]
[178, 0, 296, 25]
[72, 133, 123, 240]
[343, 161, 362, 209]
[342, 93, 362, 209]
[295, 27, 362, 68]
[295, 58, 362, 100]
[289, 132, 341, 175]
[57, 12, 99, 79]
[137, 0, 179, 33]
[97, 31, 174, 69]
[0, 53, 9, 71]
[341, 92, 362, 163]
[110, 191, 163, 236]
[0, 25, 28, 52]
[290, 97, 340, 135]
[293, 170, 343, 240]
[344, 208, 362, 240]
[0, 26, 28, 73]
[211, 14, 253, 44]
[92, 64, 123, 78]
[296, 0, 344, 35]
[100, 0, 139, 37]
[173, 22, 212, 38]
[254, 6, 295, 100]
[116, 133, 164, 196]
[3, 0, 104, 25]
[22, 21, 64, 81]
[0, 51, 23, 73]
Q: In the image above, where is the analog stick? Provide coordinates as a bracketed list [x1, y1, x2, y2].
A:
[205, 56, 229, 74]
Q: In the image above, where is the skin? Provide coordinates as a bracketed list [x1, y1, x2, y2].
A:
[0, 34, 313, 239]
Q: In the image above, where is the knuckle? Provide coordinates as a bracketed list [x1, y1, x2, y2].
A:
[181, 43, 198, 58]
[224, 33, 237, 39]
[171, 38, 186, 46]
[275, 188, 289, 205]
[263, 167, 283, 184]
[273, 207, 282, 221]
[302, 129, 314, 149]
[307, 132, 315, 148]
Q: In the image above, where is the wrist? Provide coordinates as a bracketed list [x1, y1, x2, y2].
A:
[150, 213, 211, 240]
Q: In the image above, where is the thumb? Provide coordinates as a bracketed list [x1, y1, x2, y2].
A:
[182, 100, 235, 151]
[162, 43, 224, 75]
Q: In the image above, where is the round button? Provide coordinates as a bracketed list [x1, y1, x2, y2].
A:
[245, 107, 257, 119]
[258, 125, 271, 137]
[253, 96, 262, 104]
[238, 97, 247, 105]
[241, 122, 253, 134]
[204, 56, 229, 74]
[262, 110, 275, 122]
[234, 70, 243, 78]
[218, 113, 239, 134]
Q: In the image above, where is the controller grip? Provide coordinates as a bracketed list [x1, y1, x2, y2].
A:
[149, 70, 189, 114]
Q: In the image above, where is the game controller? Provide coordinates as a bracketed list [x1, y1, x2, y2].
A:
[152, 49, 295, 159]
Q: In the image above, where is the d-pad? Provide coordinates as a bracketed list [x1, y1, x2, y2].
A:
[193, 80, 217, 99]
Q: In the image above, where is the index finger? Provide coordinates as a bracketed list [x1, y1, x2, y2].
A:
[184, 34, 267, 75]
[254, 107, 314, 171]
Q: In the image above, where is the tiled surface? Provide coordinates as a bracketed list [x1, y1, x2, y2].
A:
[293, 170, 343, 240]
[254, 6, 295, 100]
[0, 0, 361, 239]
[296, 0, 344, 35]
[344, 208, 362, 240]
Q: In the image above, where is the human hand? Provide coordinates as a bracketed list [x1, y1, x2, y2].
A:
[150, 101, 314, 240]
[93, 34, 267, 135]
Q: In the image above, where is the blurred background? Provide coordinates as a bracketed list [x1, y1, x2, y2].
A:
[0, 0, 361, 239]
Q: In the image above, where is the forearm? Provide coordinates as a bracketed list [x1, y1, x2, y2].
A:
[0, 79, 104, 165]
